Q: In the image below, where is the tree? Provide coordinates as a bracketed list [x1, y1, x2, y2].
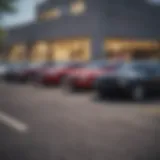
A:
[0, 0, 16, 14]
[0, 0, 17, 55]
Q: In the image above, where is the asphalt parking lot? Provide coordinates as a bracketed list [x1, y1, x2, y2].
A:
[0, 82, 159, 160]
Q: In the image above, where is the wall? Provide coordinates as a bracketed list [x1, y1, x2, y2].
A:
[100, 0, 160, 39]
[37, 0, 70, 17]
[5, 22, 36, 45]
[4, 0, 160, 60]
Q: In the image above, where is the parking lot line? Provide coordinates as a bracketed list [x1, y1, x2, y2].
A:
[0, 111, 29, 133]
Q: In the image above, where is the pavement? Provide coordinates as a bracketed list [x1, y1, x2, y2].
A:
[0, 82, 159, 160]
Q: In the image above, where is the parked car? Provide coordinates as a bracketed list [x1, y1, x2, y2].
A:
[15, 61, 55, 83]
[3, 62, 29, 82]
[94, 60, 160, 101]
[33, 61, 86, 86]
[61, 60, 123, 92]
[0, 61, 9, 80]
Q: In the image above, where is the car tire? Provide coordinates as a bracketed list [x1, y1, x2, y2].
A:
[131, 85, 146, 101]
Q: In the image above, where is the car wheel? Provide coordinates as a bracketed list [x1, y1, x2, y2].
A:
[131, 85, 146, 101]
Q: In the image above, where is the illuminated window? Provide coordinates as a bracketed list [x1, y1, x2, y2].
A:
[70, 1, 86, 15]
[40, 8, 62, 20]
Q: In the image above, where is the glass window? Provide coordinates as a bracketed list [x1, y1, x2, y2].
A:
[40, 8, 62, 20]
[70, 1, 86, 15]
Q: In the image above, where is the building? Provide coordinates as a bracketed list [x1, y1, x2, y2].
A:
[4, 0, 160, 62]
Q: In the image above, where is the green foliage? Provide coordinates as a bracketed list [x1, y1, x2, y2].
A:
[0, 0, 16, 13]
[0, 27, 6, 38]
[0, 0, 17, 46]
[0, 28, 6, 47]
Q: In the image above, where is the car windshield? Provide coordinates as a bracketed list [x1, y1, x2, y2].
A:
[0, 62, 4, 65]
[85, 61, 122, 70]
[86, 61, 107, 69]
[9, 63, 28, 70]
[106, 62, 124, 70]
[132, 62, 159, 74]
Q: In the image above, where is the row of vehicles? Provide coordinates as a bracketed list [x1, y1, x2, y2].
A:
[0, 60, 160, 101]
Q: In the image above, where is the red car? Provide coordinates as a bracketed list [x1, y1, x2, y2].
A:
[62, 61, 123, 92]
[35, 61, 85, 86]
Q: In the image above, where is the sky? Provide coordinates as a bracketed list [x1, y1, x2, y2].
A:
[2, 0, 46, 28]
[2, 0, 160, 28]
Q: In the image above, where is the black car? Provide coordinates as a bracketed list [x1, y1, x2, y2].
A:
[94, 61, 160, 101]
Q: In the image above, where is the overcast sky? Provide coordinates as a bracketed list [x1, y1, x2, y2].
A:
[2, 0, 160, 28]
[2, 0, 46, 28]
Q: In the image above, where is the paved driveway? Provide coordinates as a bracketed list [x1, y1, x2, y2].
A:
[0, 82, 159, 160]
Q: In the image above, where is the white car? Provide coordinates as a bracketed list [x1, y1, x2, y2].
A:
[0, 63, 8, 79]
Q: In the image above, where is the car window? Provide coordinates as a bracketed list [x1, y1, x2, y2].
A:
[117, 64, 130, 72]
[105, 62, 124, 71]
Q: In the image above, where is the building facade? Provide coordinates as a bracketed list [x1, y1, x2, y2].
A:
[4, 0, 160, 62]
